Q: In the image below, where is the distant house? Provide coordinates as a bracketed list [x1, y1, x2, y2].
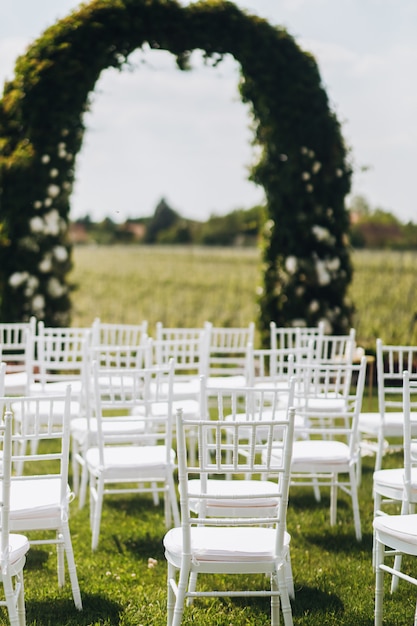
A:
[120, 222, 146, 241]
[69, 222, 89, 244]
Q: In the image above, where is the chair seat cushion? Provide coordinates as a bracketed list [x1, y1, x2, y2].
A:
[206, 375, 247, 389]
[358, 411, 403, 435]
[187, 478, 279, 511]
[4, 371, 29, 395]
[373, 467, 417, 500]
[8, 478, 71, 520]
[164, 526, 290, 562]
[290, 440, 350, 467]
[5, 533, 30, 565]
[71, 417, 146, 445]
[86, 445, 176, 474]
[373, 513, 417, 547]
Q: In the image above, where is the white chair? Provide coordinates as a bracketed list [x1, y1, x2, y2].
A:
[372, 369, 417, 589]
[270, 321, 325, 352]
[1, 318, 37, 395]
[151, 328, 207, 400]
[188, 375, 297, 598]
[374, 372, 417, 625]
[313, 328, 356, 364]
[30, 322, 91, 400]
[204, 321, 255, 388]
[283, 356, 367, 541]
[91, 318, 148, 347]
[163, 399, 296, 626]
[359, 340, 417, 471]
[0, 410, 30, 626]
[86, 360, 179, 550]
[71, 339, 152, 504]
[5, 386, 82, 609]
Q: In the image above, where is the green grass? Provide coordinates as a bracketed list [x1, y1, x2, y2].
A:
[12, 447, 416, 625]
[3, 245, 416, 624]
[69, 245, 417, 351]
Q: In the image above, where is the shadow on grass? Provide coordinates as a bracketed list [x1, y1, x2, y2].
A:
[26, 594, 123, 625]
[292, 585, 344, 617]
[214, 585, 344, 620]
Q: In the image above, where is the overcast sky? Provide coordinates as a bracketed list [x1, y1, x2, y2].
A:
[1, 0, 416, 223]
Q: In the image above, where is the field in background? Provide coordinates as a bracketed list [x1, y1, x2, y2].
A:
[69, 246, 417, 350]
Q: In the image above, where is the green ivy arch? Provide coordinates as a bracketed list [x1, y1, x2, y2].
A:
[0, 0, 354, 339]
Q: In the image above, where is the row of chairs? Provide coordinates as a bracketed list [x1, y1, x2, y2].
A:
[0, 317, 380, 624]
[372, 370, 417, 625]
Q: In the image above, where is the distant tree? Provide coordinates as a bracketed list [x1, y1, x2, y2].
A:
[145, 198, 180, 243]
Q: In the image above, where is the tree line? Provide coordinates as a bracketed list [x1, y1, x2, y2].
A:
[71, 195, 417, 249]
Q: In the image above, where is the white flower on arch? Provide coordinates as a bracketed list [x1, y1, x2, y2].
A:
[47, 277, 66, 298]
[9, 272, 29, 288]
[31, 294, 45, 314]
[285, 256, 297, 274]
[44, 210, 60, 236]
[30, 216, 44, 233]
[47, 184, 60, 198]
[53, 246, 68, 262]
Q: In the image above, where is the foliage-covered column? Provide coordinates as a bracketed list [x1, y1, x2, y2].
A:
[0, 0, 353, 333]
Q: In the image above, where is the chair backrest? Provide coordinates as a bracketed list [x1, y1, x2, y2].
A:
[88, 337, 151, 369]
[270, 321, 325, 351]
[5, 386, 72, 498]
[313, 328, 356, 364]
[175, 378, 296, 539]
[0, 410, 14, 568]
[293, 356, 367, 452]
[0, 317, 36, 374]
[402, 370, 417, 505]
[150, 333, 207, 381]
[204, 321, 255, 378]
[377, 340, 417, 418]
[92, 359, 175, 461]
[91, 318, 148, 347]
[34, 322, 91, 387]
[155, 322, 206, 344]
[247, 344, 313, 388]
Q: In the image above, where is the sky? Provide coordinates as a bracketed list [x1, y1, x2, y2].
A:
[1, 0, 416, 224]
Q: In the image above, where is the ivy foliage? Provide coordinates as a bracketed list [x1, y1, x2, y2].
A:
[0, 0, 353, 335]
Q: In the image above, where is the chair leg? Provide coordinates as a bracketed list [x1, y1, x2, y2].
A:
[16, 572, 26, 626]
[71, 439, 80, 496]
[276, 564, 294, 626]
[349, 466, 362, 541]
[57, 531, 65, 587]
[270, 571, 280, 626]
[62, 522, 83, 610]
[3, 574, 19, 626]
[167, 475, 180, 528]
[78, 460, 89, 510]
[374, 538, 385, 626]
[330, 473, 338, 527]
[372, 491, 382, 569]
[390, 499, 410, 593]
[91, 478, 104, 551]
[171, 562, 190, 626]
[167, 562, 176, 626]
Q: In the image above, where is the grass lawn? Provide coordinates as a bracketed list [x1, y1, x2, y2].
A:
[4, 245, 416, 624]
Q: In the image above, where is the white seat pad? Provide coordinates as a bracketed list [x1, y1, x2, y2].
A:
[187, 478, 279, 509]
[86, 445, 175, 471]
[164, 526, 290, 562]
[290, 440, 350, 466]
[359, 411, 403, 434]
[7, 478, 69, 519]
[374, 513, 417, 547]
[4, 533, 30, 565]
[206, 375, 247, 389]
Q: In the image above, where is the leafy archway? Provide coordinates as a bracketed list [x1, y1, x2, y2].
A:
[0, 0, 353, 339]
